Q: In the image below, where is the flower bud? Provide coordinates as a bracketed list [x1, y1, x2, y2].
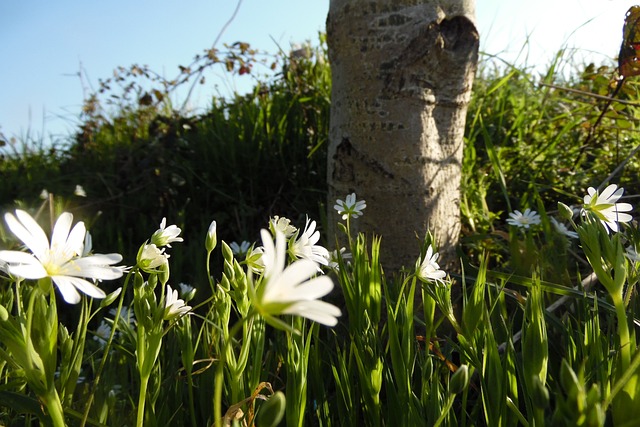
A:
[205, 220, 217, 253]
[557, 202, 574, 221]
[255, 391, 286, 427]
[530, 376, 550, 409]
[450, 364, 469, 394]
[100, 287, 123, 308]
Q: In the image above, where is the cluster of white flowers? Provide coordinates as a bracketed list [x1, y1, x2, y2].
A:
[243, 214, 342, 327]
[251, 229, 341, 327]
[138, 218, 185, 272]
[505, 184, 634, 238]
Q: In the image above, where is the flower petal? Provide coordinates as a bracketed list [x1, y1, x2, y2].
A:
[285, 275, 334, 302]
[65, 222, 87, 257]
[600, 184, 621, 203]
[6, 211, 49, 258]
[51, 212, 73, 253]
[53, 275, 105, 301]
[264, 259, 319, 300]
[284, 300, 341, 326]
[51, 276, 82, 304]
[0, 251, 48, 278]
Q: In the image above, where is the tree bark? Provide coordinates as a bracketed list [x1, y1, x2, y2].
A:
[326, 0, 478, 271]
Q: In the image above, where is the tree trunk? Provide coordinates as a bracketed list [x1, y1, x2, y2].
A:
[326, 0, 478, 271]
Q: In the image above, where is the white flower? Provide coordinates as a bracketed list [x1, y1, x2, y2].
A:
[93, 320, 112, 346]
[109, 306, 136, 327]
[178, 282, 194, 296]
[0, 259, 9, 276]
[252, 229, 341, 327]
[550, 217, 578, 239]
[0, 210, 124, 304]
[269, 216, 297, 238]
[246, 245, 265, 273]
[137, 243, 169, 270]
[334, 193, 366, 220]
[289, 217, 330, 268]
[506, 209, 541, 229]
[39, 189, 49, 200]
[230, 240, 251, 256]
[416, 246, 447, 284]
[163, 284, 191, 320]
[626, 246, 640, 262]
[151, 218, 183, 247]
[178, 282, 196, 301]
[583, 184, 633, 233]
[325, 248, 351, 271]
[74, 185, 87, 197]
[80, 231, 93, 256]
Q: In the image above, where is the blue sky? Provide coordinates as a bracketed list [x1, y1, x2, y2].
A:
[0, 0, 636, 142]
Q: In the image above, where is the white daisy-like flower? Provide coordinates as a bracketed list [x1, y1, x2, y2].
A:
[626, 246, 640, 262]
[151, 218, 183, 247]
[109, 305, 136, 327]
[506, 209, 541, 229]
[334, 193, 366, 220]
[269, 216, 297, 238]
[229, 240, 251, 257]
[325, 248, 351, 271]
[178, 282, 194, 295]
[416, 246, 447, 285]
[246, 245, 265, 274]
[137, 243, 169, 271]
[0, 210, 124, 304]
[289, 217, 330, 268]
[163, 284, 191, 320]
[0, 259, 9, 276]
[550, 217, 578, 239]
[178, 282, 196, 301]
[251, 229, 341, 327]
[582, 184, 633, 233]
[93, 320, 112, 346]
[74, 185, 87, 197]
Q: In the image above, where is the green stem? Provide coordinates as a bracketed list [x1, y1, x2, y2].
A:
[206, 250, 215, 291]
[42, 388, 66, 427]
[137, 374, 150, 427]
[187, 371, 197, 427]
[214, 314, 253, 427]
[80, 272, 132, 427]
[614, 296, 631, 371]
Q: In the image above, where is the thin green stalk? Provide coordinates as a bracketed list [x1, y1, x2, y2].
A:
[606, 345, 640, 407]
[42, 388, 66, 427]
[214, 314, 253, 427]
[186, 371, 197, 427]
[80, 271, 133, 427]
[137, 375, 150, 427]
[136, 326, 148, 427]
[614, 296, 632, 372]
